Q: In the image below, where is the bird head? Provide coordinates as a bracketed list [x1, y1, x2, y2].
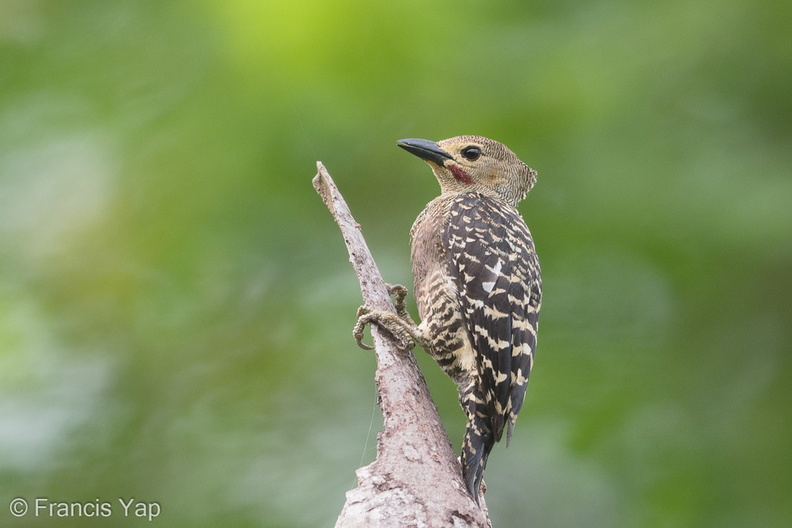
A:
[397, 135, 537, 206]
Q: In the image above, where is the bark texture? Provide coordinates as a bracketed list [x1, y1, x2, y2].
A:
[313, 162, 492, 528]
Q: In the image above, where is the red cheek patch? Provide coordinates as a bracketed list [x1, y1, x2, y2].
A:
[449, 164, 474, 185]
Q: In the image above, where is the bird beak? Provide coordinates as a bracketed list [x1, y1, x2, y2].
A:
[397, 138, 454, 167]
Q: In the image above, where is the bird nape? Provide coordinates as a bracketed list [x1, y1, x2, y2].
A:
[354, 135, 542, 505]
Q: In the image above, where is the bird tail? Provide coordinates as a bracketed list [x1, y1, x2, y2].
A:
[461, 398, 496, 504]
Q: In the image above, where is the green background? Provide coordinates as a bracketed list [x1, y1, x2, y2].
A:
[2, 1, 790, 526]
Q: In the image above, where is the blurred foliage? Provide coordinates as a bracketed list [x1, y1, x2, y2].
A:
[1, 0, 790, 526]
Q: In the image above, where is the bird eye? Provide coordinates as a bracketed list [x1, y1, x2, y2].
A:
[460, 146, 482, 161]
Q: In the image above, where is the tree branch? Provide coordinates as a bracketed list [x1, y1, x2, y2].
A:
[313, 162, 492, 528]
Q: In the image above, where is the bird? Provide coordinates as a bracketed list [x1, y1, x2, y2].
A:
[353, 135, 542, 504]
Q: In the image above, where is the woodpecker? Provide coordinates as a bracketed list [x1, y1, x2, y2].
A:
[354, 135, 541, 504]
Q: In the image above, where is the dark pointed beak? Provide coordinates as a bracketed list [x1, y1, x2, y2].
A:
[397, 138, 453, 166]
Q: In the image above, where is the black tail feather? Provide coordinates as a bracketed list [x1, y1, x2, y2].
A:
[461, 414, 495, 504]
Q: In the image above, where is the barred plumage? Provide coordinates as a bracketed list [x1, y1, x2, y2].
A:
[442, 193, 540, 495]
[354, 135, 541, 504]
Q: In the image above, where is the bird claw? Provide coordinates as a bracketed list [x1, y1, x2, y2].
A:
[356, 337, 375, 351]
[385, 283, 410, 319]
[353, 305, 376, 350]
[352, 284, 427, 351]
[353, 303, 418, 351]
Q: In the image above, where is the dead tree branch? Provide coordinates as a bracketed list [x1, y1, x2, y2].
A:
[313, 162, 492, 528]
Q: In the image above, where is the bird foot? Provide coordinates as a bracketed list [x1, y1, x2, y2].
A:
[353, 284, 427, 350]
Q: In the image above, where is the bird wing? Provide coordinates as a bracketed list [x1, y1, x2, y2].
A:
[444, 192, 541, 443]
